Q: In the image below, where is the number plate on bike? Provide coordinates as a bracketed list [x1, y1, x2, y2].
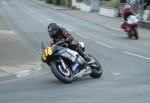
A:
[42, 47, 52, 61]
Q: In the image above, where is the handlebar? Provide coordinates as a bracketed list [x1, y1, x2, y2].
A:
[55, 39, 65, 45]
[54, 39, 68, 47]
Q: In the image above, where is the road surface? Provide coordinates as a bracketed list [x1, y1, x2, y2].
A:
[0, 0, 150, 103]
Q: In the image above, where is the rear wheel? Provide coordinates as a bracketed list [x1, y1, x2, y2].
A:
[50, 61, 73, 83]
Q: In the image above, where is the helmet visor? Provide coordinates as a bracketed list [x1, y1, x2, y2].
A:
[48, 30, 57, 38]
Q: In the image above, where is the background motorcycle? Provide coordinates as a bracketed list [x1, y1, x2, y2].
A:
[121, 15, 139, 39]
[41, 40, 103, 83]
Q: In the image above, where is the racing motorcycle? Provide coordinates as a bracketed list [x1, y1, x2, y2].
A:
[41, 39, 103, 83]
[121, 15, 139, 39]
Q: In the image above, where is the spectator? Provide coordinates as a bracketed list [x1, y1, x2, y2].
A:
[118, 0, 127, 16]
[128, 0, 139, 13]
[120, 0, 127, 3]
[144, 0, 150, 10]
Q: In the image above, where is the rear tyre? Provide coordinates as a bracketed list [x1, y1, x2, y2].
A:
[50, 62, 73, 83]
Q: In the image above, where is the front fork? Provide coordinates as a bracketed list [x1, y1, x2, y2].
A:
[60, 58, 67, 70]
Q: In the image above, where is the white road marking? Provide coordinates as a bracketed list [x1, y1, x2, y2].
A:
[95, 41, 114, 49]
[109, 27, 121, 31]
[112, 73, 121, 75]
[16, 70, 32, 78]
[123, 51, 150, 61]
[76, 33, 89, 39]
[0, 30, 15, 35]
[104, 26, 121, 31]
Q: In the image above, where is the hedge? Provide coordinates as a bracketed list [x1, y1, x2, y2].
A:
[46, 0, 71, 7]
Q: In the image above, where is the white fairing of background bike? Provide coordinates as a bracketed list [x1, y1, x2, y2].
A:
[127, 15, 138, 24]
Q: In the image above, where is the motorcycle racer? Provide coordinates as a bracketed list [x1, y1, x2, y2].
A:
[47, 23, 92, 72]
[120, 4, 138, 39]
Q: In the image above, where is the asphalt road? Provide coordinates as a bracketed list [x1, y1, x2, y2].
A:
[0, 0, 150, 103]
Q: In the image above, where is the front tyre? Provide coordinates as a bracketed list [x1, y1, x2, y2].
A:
[50, 62, 73, 83]
[133, 28, 139, 39]
[89, 58, 103, 78]
[131, 26, 139, 39]
[90, 62, 103, 78]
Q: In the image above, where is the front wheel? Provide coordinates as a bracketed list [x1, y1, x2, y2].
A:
[130, 26, 139, 39]
[50, 61, 73, 83]
[133, 28, 139, 39]
[88, 56, 103, 78]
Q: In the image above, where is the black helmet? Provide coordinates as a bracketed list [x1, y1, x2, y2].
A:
[48, 23, 59, 38]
